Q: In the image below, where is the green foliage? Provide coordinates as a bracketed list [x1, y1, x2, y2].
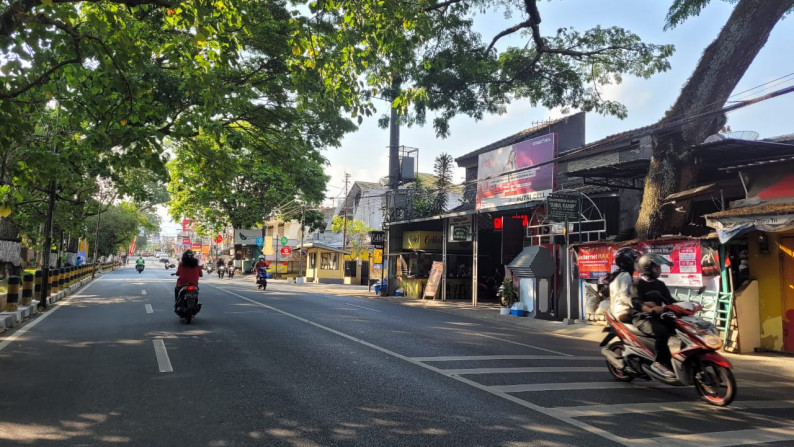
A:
[498, 277, 519, 307]
[84, 202, 155, 257]
[330, 216, 373, 259]
[292, 0, 676, 137]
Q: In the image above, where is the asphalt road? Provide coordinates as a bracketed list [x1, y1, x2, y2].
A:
[1, 266, 793, 446]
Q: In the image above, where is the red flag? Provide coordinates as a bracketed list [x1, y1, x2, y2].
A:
[128, 235, 137, 255]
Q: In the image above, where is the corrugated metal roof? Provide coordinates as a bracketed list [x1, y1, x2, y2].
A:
[705, 201, 794, 219]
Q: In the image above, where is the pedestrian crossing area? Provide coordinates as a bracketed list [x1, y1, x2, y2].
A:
[409, 354, 794, 447]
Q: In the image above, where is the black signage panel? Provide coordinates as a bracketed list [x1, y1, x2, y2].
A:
[369, 231, 386, 248]
[546, 194, 580, 222]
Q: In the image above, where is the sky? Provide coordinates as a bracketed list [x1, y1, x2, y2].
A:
[161, 1, 794, 235]
[319, 1, 794, 207]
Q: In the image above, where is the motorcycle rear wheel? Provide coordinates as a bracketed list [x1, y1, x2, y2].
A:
[605, 342, 633, 382]
[694, 362, 736, 406]
[184, 314, 192, 324]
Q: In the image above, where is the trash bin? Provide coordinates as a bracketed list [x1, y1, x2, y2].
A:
[374, 280, 387, 294]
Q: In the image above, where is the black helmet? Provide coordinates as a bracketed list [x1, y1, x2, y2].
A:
[614, 247, 641, 272]
[636, 253, 673, 279]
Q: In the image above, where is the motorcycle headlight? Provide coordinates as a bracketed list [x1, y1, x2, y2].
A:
[703, 335, 723, 350]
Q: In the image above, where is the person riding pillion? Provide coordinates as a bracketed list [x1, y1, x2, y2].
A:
[608, 247, 641, 323]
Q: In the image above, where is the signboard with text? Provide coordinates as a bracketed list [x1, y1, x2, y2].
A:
[546, 193, 580, 222]
[577, 244, 616, 279]
[423, 261, 444, 299]
[637, 240, 702, 288]
[476, 133, 556, 210]
[448, 216, 472, 242]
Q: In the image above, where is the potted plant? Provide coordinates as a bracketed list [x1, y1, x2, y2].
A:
[497, 277, 518, 308]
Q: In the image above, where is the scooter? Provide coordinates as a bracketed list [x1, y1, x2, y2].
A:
[136, 264, 144, 274]
[227, 265, 236, 279]
[171, 273, 201, 324]
[217, 265, 225, 279]
[600, 300, 737, 406]
[256, 268, 268, 291]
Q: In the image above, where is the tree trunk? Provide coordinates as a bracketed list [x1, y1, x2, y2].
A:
[635, 0, 794, 239]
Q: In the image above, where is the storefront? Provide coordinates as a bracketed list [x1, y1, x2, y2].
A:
[298, 242, 350, 284]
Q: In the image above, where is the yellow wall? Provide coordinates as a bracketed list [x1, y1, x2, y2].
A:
[304, 249, 345, 282]
[749, 230, 788, 351]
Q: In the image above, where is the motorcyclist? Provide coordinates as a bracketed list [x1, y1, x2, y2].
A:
[216, 258, 225, 269]
[608, 247, 641, 323]
[175, 250, 202, 301]
[227, 258, 235, 277]
[631, 253, 678, 379]
[136, 256, 144, 266]
[254, 256, 268, 282]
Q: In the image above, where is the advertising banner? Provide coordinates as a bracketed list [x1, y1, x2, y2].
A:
[476, 133, 555, 210]
[637, 240, 702, 288]
[234, 228, 263, 245]
[577, 244, 617, 279]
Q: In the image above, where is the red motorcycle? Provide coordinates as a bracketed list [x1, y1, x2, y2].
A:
[600, 300, 737, 406]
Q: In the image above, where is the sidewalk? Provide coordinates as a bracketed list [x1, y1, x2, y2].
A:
[269, 278, 794, 381]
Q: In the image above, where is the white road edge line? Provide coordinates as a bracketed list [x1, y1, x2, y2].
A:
[212, 286, 630, 446]
[145, 304, 153, 314]
[153, 339, 173, 373]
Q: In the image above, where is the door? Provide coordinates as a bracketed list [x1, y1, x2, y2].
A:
[781, 238, 794, 352]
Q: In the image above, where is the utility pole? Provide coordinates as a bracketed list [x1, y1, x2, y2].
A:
[39, 179, 57, 309]
[342, 172, 350, 251]
[298, 203, 305, 285]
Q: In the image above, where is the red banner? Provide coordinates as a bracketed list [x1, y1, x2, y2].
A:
[637, 240, 702, 288]
[577, 244, 616, 279]
[128, 235, 137, 256]
[182, 218, 192, 232]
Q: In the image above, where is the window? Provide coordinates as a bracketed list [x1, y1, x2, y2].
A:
[320, 252, 338, 270]
[309, 253, 316, 268]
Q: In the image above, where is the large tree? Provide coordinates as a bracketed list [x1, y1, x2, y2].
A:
[295, 0, 792, 238]
[635, 0, 794, 237]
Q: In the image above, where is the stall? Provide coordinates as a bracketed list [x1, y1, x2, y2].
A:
[297, 242, 350, 284]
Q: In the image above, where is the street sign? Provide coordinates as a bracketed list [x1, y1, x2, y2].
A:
[255, 237, 264, 247]
[546, 193, 580, 222]
[280, 246, 292, 256]
[369, 231, 385, 248]
[214, 234, 222, 243]
[280, 236, 288, 245]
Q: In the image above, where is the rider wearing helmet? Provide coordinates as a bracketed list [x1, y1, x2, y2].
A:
[608, 247, 641, 323]
[254, 256, 268, 281]
[175, 250, 202, 301]
[631, 253, 678, 378]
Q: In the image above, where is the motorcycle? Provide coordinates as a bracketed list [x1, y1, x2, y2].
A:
[217, 265, 225, 279]
[227, 265, 236, 279]
[171, 273, 201, 324]
[600, 300, 737, 406]
[256, 267, 268, 291]
[136, 264, 144, 274]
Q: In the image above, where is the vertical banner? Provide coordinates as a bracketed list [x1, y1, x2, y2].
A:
[128, 235, 137, 256]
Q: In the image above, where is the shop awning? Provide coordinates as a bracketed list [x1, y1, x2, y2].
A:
[508, 246, 556, 278]
[705, 201, 794, 243]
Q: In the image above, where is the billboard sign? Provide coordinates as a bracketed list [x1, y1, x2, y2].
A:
[476, 133, 556, 210]
[235, 229, 263, 245]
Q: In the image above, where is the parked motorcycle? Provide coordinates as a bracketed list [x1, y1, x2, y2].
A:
[136, 264, 144, 274]
[171, 273, 201, 324]
[600, 300, 736, 406]
[217, 265, 225, 279]
[256, 268, 268, 291]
